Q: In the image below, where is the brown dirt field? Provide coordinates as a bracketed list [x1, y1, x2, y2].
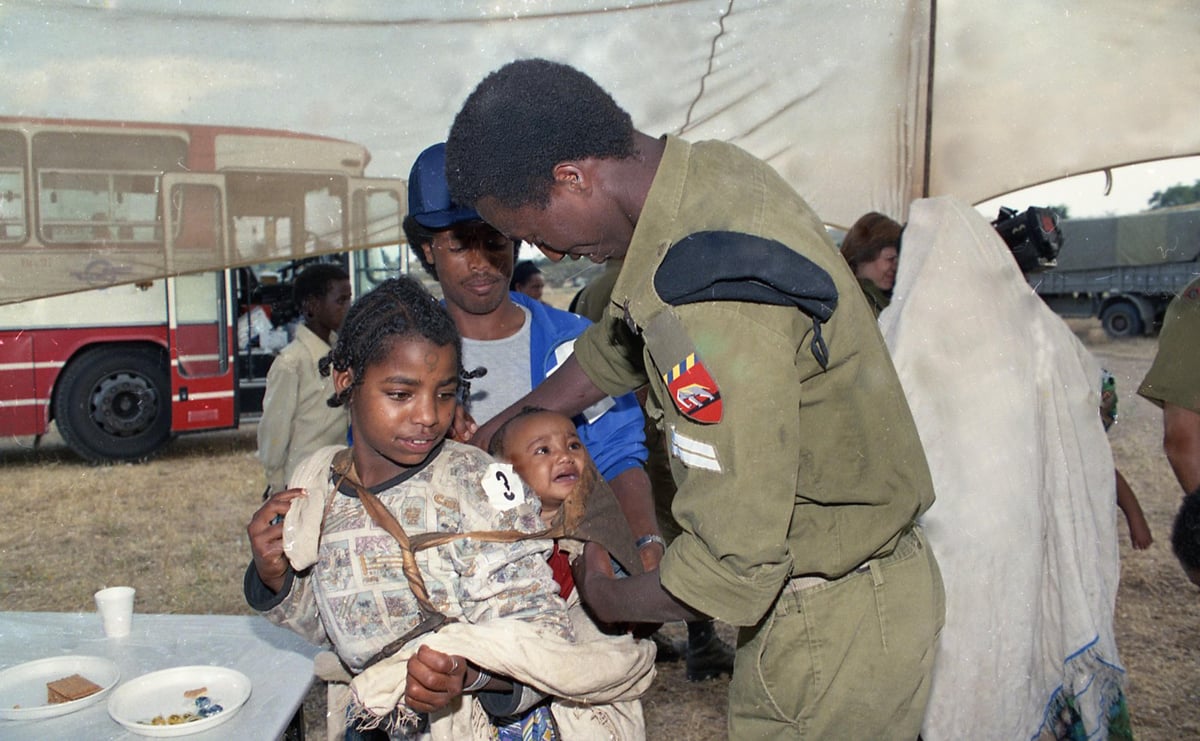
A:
[0, 319, 1195, 739]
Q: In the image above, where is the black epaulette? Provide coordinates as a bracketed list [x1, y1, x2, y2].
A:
[652, 230, 838, 368]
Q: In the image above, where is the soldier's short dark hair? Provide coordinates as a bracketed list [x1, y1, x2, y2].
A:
[446, 58, 636, 210]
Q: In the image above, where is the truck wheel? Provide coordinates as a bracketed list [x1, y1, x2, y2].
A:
[1100, 303, 1143, 338]
[53, 346, 172, 463]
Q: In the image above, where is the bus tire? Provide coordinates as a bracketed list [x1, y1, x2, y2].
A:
[53, 345, 172, 463]
[1100, 302, 1143, 339]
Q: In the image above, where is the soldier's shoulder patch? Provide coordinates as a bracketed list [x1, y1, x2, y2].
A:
[664, 352, 722, 424]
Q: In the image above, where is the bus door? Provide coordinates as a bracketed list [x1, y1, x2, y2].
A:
[349, 178, 408, 296]
[162, 173, 236, 432]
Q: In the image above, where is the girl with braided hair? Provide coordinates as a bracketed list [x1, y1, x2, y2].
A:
[245, 276, 591, 739]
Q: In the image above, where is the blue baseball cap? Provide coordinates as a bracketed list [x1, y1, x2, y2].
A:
[407, 142, 481, 229]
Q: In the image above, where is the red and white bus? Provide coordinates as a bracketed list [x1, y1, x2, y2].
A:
[0, 117, 408, 462]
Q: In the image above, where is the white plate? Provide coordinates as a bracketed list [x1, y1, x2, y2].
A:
[107, 665, 251, 737]
[0, 654, 121, 720]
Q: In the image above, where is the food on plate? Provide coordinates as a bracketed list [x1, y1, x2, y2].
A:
[46, 673, 102, 703]
[149, 712, 199, 726]
[143, 691, 225, 726]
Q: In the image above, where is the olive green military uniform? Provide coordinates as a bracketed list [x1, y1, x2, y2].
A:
[575, 259, 683, 542]
[1138, 277, 1200, 414]
[573, 260, 623, 324]
[573, 135, 943, 739]
[858, 276, 890, 317]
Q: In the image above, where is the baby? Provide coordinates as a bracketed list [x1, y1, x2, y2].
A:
[490, 407, 588, 528]
[489, 407, 640, 597]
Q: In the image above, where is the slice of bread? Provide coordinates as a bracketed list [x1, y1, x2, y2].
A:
[46, 673, 102, 704]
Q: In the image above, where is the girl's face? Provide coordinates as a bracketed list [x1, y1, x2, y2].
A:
[333, 337, 459, 485]
[855, 245, 899, 291]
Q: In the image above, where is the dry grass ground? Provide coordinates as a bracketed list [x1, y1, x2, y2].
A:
[1, 319, 1195, 739]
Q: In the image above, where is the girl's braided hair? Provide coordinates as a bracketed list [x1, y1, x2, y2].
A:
[320, 276, 462, 408]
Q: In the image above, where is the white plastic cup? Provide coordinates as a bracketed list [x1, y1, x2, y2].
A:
[94, 586, 135, 638]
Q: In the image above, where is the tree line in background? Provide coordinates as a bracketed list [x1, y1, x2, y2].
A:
[1043, 178, 1200, 223]
[1149, 179, 1200, 211]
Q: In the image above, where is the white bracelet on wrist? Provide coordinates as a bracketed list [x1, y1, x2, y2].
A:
[463, 668, 492, 693]
[636, 534, 667, 551]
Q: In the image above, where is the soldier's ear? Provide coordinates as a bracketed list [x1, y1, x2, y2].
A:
[552, 162, 588, 194]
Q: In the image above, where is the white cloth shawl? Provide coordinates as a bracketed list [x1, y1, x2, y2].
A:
[281, 444, 341, 571]
[349, 604, 655, 741]
[878, 196, 1124, 740]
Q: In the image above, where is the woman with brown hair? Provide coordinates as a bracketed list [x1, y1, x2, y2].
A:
[840, 211, 903, 316]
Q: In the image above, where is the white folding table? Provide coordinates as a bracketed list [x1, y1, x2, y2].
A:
[0, 611, 320, 740]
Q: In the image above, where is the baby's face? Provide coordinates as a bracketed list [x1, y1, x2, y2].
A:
[502, 412, 588, 508]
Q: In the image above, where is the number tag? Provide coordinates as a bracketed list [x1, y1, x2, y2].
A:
[482, 462, 524, 511]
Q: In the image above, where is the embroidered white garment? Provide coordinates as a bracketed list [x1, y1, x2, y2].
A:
[879, 196, 1124, 740]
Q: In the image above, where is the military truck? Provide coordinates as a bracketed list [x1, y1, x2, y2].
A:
[1026, 205, 1200, 338]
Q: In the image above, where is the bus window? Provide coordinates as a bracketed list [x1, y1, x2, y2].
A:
[350, 181, 406, 295]
[36, 169, 162, 244]
[304, 186, 344, 253]
[0, 170, 24, 243]
[38, 170, 109, 242]
[233, 215, 293, 260]
[112, 173, 161, 242]
[0, 130, 26, 243]
[169, 182, 226, 273]
[225, 172, 346, 262]
[354, 186, 402, 247]
[32, 131, 185, 246]
[174, 271, 227, 378]
[32, 131, 187, 171]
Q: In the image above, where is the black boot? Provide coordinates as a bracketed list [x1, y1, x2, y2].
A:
[685, 620, 735, 681]
[649, 629, 685, 663]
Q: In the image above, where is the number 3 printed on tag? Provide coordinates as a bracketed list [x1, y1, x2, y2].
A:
[482, 462, 524, 511]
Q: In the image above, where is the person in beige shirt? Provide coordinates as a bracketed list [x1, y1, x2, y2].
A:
[257, 263, 352, 493]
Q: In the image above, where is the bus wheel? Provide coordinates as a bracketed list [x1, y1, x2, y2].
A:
[1100, 302, 1143, 339]
[53, 346, 172, 463]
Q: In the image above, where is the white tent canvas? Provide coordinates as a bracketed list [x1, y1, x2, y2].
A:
[2, 0, 1198, 300]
